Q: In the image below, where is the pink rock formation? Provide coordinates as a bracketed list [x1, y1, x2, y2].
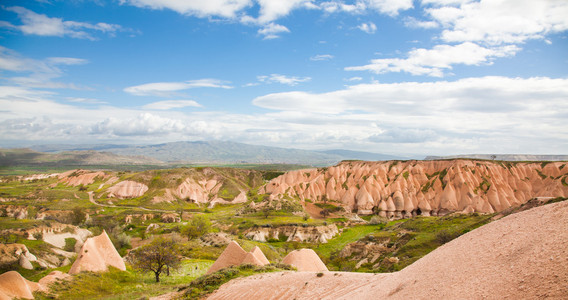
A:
[260, 160, 568, 218]
[241, 252, 264, 266]
[208, 200, 568, 299]
[0, 270, 70, 299]
[175, 178, 221, 204]
[207, 241, 248, 274]
[107, 180, 148, 199]
[206, 241, 270, 274]
[250, 246, 270, 265]
[68, 231, 126, 274]
[59, 170, 106, 187]
[281, 249, 328, 272]
[0, 271, 42, 299]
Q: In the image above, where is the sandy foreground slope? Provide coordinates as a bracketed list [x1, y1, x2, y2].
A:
[209, 201, 568, 299]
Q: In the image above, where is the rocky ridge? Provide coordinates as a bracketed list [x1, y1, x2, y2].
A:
[244, 224, 339, 243]
[261, 160, 568, 217]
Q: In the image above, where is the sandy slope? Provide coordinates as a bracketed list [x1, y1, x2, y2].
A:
[209, 201, 568, 299]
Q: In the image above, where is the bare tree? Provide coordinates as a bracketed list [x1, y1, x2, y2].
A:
[127, 237, 181, 282]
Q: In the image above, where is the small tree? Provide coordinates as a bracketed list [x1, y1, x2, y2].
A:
[181, 215, 211, 240]
[127, 237, 181, 282]
[319, 209, 330, 219]
[262, 207, 272, 219]
[71, 207, 86, 225]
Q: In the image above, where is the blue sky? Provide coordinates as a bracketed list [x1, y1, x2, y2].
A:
[1, 0, 567, 156]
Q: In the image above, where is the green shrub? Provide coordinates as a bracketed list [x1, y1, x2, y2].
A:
[64, 237, 77, 252]
[33, 232, 43, 241]
[435, 230, 456, 244]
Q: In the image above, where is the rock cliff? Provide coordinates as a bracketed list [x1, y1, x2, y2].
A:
[260, 160, 568, 217]
[244, 224, 339, 243]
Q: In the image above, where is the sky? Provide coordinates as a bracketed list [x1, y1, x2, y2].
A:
[0, 0, 567, 157]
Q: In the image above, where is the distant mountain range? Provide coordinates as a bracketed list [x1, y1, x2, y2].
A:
[0, 148, 162, 168]
[424, 154, 568, 161]
[28, 141, 405, 166]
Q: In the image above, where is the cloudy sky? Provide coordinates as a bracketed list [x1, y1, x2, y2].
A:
[1, 0, 567, 156]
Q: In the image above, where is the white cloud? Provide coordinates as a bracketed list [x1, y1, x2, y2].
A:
[357, 22, 377, 34]
[0, 47, 88, 89]
[253, 76, 568, 114]
[364, 0, 413, 16]
[345, 42, 520, 77]
[369, 127, 438, 144]
[1, 6, 126, 40]
[257, 74, 311, 86]
[345, 77, 363, 81]
[90, 113, 188, 136]
[143, 100, 202, 110]
[1, 76, 568, 155]
[320, 1, 366, 13]
[421, 0, 471, 6]
[257, 23, 290, 39]
[250, 76, 568, 152]
[256, 0, 314, 24]
[124, 79, 233, 97]
[46, 57, 89, 65]
[310, 54, 334, 61]
[120, 0, 252, 18]
[404, 16, 439, 29]
[66, 97, 106, 104]
[424, 0, 568, 45]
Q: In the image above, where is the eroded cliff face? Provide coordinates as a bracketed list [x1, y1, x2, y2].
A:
[244, 224, 339, 243]
[260, 160, 568, 217]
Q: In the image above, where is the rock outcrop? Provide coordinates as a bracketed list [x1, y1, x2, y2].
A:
[68, 230, 126, 274]
[206, 241, 269, 274]
[124, 213, 155, 224]
[160, 213, 181, 223]
[0, 205, 28, 219]
[107, 181, 148, 199]
[281, 249, 328, 272]
[59, 170, 107, 187]
[0, 270, 70, 300]
[200, 232, 233, 247]
[175, 178, 222, 204]
[261, 160, 568, 218]
[245, 224, 339, 243]
[0, 244, 37, 270]
[0, 271, 42, 299]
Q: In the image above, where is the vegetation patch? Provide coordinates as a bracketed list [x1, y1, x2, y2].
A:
[536, 169, 547, 180]
[323, 213, 493, 273]
[36, 260, 213, 300]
